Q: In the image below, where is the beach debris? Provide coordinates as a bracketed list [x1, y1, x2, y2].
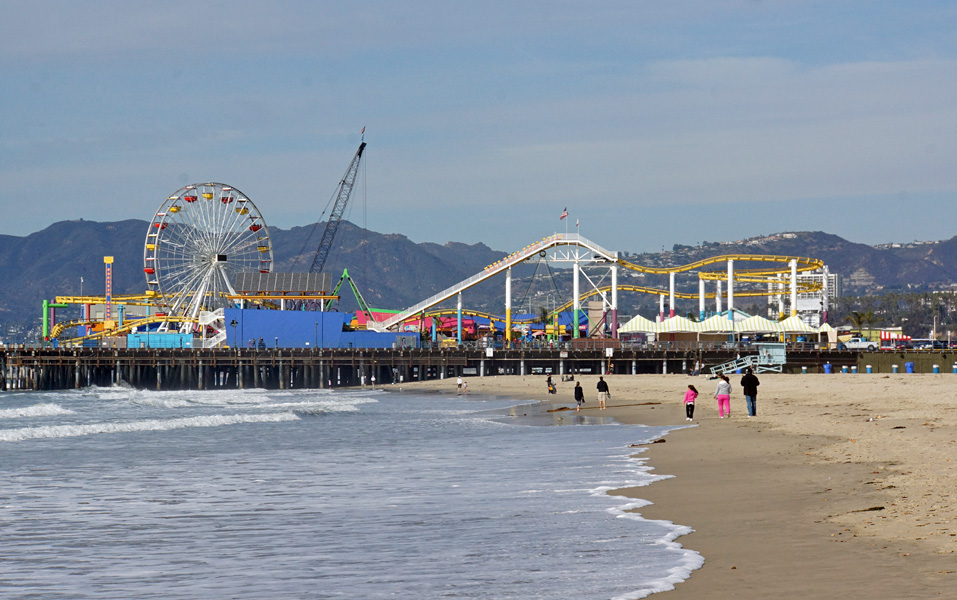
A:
[851, 506, 885, 512]
[892, 426, 906, 429]
[630, 439, 667, 447]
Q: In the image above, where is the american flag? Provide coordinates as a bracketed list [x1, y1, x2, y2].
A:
[559, 207, 568, 220]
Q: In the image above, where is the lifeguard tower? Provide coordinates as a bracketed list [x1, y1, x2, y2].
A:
[710, 342, 786, 375]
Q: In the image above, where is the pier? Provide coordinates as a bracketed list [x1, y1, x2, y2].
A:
[0, 346, 903, 392]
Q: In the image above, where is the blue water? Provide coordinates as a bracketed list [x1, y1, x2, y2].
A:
[0, 386, 701, 599]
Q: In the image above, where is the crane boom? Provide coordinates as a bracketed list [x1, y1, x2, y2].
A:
[309, 141, 367, 274]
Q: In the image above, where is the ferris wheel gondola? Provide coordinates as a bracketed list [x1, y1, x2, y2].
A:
[144, 183, 272, 325]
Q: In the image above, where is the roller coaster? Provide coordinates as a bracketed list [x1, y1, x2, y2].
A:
[368, 233, 825, 339]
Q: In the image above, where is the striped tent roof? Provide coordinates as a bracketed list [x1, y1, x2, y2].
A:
[777, 315, 819, 333]
[654, 315, 702, 333]
[697, 314, 737, 333]
[620, 314, 657, 333]
[734, 315, 782, 333]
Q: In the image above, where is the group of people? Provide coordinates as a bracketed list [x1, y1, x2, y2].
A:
[684, 368, 760, 421]
[560, 370, 760, 420]
[572, 376, 610, 412]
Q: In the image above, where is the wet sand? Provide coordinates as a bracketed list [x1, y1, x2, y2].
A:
[394, 373, 957, 598]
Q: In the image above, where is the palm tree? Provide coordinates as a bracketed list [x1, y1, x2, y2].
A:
[861, 309, 878, 339]
[846, 311, 864, 336]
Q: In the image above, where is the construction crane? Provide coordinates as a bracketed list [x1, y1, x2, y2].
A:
[308, 140, 367, 274]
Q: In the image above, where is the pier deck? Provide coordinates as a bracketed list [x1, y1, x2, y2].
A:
[0, 346, 901, 392]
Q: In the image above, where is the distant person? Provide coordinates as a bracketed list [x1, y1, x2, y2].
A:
[714, 375, 732, 418]
[457, 376, 463, 394]
[740, 367, 760, 417]
[684, 384, 698, 421]
[597, 376, 610, 410]
[574, 382, 584, 412]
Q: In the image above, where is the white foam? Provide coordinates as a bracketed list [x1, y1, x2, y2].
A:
[102, 387, 379, 412]
[0, 403, 74, 419]
[0, 412, 299, 442]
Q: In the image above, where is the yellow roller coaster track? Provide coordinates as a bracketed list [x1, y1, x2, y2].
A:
[547, 279, 822, 318]
[55, 315, 198, 344]
[55, 292, 162, 306]
[618, 254, 823, 280]
[423, 308, 548, 325]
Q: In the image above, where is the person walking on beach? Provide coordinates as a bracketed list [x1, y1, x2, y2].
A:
[597, 376, 610, 410]
[684, 384, 698, 421]
[456, 376, 463, 394]
[574, 381, 585, 412]
[714, 375, 732, 418]
[740, 367, 760, 417]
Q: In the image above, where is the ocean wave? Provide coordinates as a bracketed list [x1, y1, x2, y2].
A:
[111, 388, 381, 411]
[0, 403, 74, 420]
[0, 412, 299, 442]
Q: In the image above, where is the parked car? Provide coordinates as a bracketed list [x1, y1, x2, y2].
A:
[843, 337, 877, 351]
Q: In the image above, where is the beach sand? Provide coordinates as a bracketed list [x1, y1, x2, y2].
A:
[394, 373, 957, 598]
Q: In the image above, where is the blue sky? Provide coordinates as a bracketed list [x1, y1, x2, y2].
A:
[2, 1, 956, 254]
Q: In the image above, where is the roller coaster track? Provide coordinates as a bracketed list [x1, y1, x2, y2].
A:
[55, 315, 197, 344]
[55, 293, 162, 306]
[423, 308, 547, 326]
[371, 233, 617, 331]
[548, 281, 822, 317]
[374, 235, 825, 332]
[618, 254, 824, 281]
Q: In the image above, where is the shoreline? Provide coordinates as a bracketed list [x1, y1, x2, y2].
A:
[392, 374, 956, 598]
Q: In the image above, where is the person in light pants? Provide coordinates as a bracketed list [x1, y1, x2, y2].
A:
[713, 375, 731, 418]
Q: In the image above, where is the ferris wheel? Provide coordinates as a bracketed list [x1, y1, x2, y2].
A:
[144, 182, 272, 323]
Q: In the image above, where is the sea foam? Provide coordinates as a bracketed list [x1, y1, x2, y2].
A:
[0, 403, 74, 420]
[0, 412, 299, 442]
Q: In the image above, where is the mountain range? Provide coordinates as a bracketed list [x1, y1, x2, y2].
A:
[2, 219, 956, 338]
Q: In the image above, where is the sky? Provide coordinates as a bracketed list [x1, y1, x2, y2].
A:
[2, 1, 957, 255]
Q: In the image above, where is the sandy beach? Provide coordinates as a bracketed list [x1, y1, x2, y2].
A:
[395, 373, 957, 598]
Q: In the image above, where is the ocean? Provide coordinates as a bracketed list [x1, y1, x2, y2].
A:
[0, 385, 702, 599]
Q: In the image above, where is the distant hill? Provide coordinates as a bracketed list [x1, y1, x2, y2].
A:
[649, 232, 957, 295]
[1, 221, 955, 340]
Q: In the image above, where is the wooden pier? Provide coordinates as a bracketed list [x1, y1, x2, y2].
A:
[0, 346, 879, 392]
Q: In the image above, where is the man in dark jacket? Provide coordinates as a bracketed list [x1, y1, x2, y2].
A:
[740, 367, 760, 417]
[597, 376, 610, 410]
